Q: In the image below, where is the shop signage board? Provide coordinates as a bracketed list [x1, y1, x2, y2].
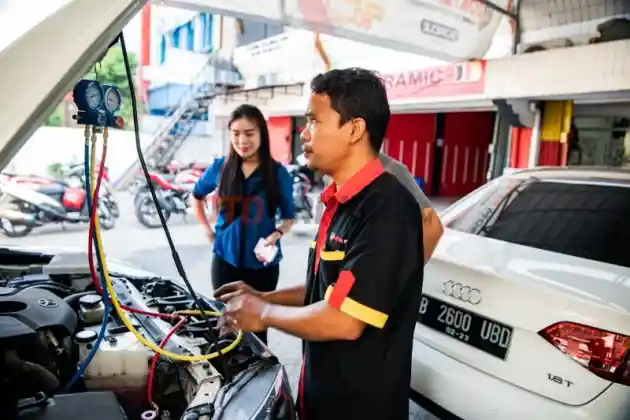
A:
[382, 60, 486, 101]
[165, 0, 512, 62]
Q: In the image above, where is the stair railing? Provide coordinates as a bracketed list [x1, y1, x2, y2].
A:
[143, 53, 220, 160]
[114, 53, 224, 188]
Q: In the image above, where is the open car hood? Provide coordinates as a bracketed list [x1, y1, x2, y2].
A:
[0, 0, 144, 172]
[0, 0, 516, 173]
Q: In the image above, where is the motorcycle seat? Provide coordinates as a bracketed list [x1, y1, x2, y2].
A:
[137, 173, 176, 183]
[36, 183, 66, 196]
[172, 183, 194, 192]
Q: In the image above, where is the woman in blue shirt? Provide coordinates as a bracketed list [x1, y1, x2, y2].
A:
[192, 104, 296, 344]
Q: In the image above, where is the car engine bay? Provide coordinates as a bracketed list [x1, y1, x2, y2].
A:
[0, 248, 294, 420]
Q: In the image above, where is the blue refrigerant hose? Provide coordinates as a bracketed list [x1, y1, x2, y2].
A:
[63, 141, 112, 391]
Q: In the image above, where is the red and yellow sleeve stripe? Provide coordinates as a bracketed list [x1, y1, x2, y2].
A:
[325, 271, 388, 329]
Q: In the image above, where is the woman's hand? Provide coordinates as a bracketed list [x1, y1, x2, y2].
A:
[255, 233, 280, 263]
[264, 230, 283, 246]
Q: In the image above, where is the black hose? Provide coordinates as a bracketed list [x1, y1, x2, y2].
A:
[4, 351, 59, 396]
[20, 283, 73, 296]
[118, 33, 232, 382]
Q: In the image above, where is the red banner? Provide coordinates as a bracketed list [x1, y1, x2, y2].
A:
[267, 116, 292, 164]
[382, 60, 486, 101]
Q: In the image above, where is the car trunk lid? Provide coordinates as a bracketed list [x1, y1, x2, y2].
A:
[416, 230, 630, 406]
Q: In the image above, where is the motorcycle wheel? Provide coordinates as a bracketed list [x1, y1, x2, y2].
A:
[133, 189, 149, 207]
[108, 200, 120, 218]
[296, 196, 314, 222]
[98, 208, 116, 230]
[0, 218, 33, 238]
[135, 195, 171, 229]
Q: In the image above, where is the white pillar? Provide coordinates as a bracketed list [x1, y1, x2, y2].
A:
[528, 103, 542, 168]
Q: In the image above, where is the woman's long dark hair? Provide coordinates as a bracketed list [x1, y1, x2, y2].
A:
[217, 104, 279, 216]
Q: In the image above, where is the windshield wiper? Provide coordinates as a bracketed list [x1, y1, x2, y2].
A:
[477, 177, 540, 236]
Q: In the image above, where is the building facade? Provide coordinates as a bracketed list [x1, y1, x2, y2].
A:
[205, 0, 630, 198]
[139, 0, 630, 197]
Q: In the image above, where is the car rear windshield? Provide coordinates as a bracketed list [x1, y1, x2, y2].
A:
[446, 179, 630, 268]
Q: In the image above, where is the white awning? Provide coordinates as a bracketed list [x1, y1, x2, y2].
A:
[159, 0, 513, 62]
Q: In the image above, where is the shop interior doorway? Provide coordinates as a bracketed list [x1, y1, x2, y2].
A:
[571, 104, 630, 167]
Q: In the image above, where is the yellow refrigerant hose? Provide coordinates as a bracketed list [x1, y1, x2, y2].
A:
[89, 128, 243, 362]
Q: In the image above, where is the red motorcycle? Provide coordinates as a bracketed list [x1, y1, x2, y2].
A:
[130, 161, 206, 204]
[0, 162, 119, 219]
[133, 170, 198, 228]
[0, 175, 115, 237]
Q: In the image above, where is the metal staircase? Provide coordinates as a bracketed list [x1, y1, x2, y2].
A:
[115, 54, 236, 189]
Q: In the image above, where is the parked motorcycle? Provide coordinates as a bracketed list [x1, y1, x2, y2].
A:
[288, 166, 314, 222]
[164, 160, 209, 176]
[1, 162, 120, 219]
[294, 153, 323, 190]
[0, 180, 115, 237]
[131, 164, 203, 207]
[64, 162, 120, 218]
[134, 172, 193, 228]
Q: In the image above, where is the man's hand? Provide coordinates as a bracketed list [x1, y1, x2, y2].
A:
[422, 207, 444, 264]
[223, 293, 269, 333]
[214, 281, 262, 303]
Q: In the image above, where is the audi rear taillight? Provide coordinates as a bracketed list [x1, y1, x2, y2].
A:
[539, 322, 630, 385]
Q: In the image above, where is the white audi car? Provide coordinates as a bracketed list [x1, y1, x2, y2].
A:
[411, 167, 630, 420]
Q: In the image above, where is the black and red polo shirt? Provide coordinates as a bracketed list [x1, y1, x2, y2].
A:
[297, 158, 424, 420]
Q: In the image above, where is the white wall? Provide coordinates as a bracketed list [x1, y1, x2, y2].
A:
[7, 127, 152, 181]
[214, 16, 238, 53]
[174, 133, 224, 163]
[141, 114, 212, 137]
[485, 40, 630, 99]
[7, 125, 219, 182]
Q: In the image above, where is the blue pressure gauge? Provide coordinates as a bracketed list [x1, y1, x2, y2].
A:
[73, 80, 103, 111]
[72, 80, 124, 128]
[102, 85, 122, 113]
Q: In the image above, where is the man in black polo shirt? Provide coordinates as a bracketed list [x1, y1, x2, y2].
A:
[216, 68, 424, 420]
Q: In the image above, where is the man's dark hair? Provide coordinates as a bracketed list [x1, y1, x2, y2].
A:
[310, 68, 390, 152]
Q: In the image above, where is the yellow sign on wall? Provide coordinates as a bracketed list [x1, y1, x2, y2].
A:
[541, 100, 573, 142]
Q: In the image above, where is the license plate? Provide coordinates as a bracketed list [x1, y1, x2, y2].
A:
[417, 294, 513, 360]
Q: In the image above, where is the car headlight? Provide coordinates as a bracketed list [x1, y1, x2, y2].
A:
[266, 369, 295, 420]
[214, 363, 296, 420]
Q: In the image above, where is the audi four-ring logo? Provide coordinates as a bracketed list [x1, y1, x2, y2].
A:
[442, 281, 482, 305]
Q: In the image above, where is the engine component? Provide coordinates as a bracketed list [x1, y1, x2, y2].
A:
[78, 294, 105, 325]
[183, 362, 221, 411]
[17, 391, 127, 420]
[141, 410, 158, 419]
[76, 330, 150, 391]
[0, 317, 37, 348]
[4, 350, 60, 396]
[0, 287, 77, 348]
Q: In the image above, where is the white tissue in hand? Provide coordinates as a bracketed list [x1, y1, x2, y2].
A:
[255, 238, 278, 264]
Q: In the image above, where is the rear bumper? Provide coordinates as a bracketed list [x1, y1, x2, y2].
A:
[411, 338, 630, 420]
